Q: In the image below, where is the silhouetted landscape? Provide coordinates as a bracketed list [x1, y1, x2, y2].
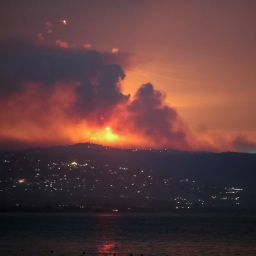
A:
[1, 143, 255, 212]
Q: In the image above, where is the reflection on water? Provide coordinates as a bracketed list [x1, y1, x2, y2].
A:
[0, 213, 256, 256]
[97, 241, 117, 254]
[94, 214, 120, 255]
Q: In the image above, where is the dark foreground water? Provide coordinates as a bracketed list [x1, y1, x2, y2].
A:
[0, 213, 256, 256]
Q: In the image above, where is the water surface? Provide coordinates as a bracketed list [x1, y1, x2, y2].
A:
[0, 213, 256, 255]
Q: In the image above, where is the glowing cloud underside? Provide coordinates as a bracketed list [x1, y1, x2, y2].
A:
[0, 41, 255, 152]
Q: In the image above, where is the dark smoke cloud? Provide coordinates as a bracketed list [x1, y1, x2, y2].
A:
[0, 40, 188, 149]
[0, 41, 129, 118]
[127, 83, 188, 148]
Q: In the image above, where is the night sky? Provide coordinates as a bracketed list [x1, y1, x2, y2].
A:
[0, 0, 256, 152]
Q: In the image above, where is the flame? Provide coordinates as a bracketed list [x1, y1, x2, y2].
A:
[0, 81, 146, 149]
[88, 126, 120, 144]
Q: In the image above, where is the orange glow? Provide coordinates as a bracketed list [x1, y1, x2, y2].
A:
[0, 80, 255, 152]
[111, 48, 119, 54]
[87, 126, 120, 144]
[0, 82, 146, 149]
[65, 119, 147, 149]
[56, 40, 69, 48]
